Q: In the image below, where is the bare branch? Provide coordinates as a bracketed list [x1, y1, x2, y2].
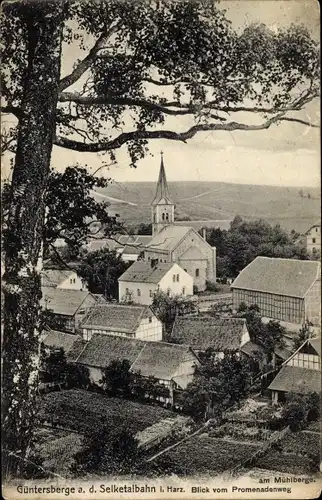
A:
[54, 113, 319, 153]
[59, 21, 120, 92]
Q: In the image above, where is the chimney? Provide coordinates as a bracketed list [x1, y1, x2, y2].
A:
[202, 227, 207, 240]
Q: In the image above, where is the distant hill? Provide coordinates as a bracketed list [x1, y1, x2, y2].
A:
[93, 181, 320, 234]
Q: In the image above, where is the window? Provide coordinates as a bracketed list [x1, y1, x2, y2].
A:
[70, 278, 73, 284]
[312, 238, 316, 243]
[137, 289, 141, 296]
[173, 274, 176, 282]
[167, 289, 170, 296]
[153, 213, 156, 222]
[195, 268, 200, 277]
[176, 274, 179, 282]
[149, 290, 153, 297]
[182, 287, 186, 295]
[126, 287, 129, 293]
[184, 268, 187, 272]
[166, 213, 169, 220]
[148, 317, 152, 323]
[162, 213, 165, 221]
[316, 228, 318, 232]
[73, 278, 76, 284]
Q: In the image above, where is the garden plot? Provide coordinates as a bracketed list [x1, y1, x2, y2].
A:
[38, 389, 174, 435]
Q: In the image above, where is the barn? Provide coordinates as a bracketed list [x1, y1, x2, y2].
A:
[231, 257, 321, 327]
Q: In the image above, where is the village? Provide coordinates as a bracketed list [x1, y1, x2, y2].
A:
[33, 157, 321, 479]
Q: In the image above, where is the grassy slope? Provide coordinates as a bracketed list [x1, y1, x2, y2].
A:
[95, 182, 320, 233]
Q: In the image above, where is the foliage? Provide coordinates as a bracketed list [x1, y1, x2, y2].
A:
[205, 280, 219, 292]
[237, 303, 286, 358]
[100, 359, 133, 397]
[79, 248, 130, 299]
[281, 392, 320, 431]
[135, 222, 152, 235]
[292, 321, 313, 352]
[206, 216, 309, 278]
[40, 345, 90, 388]
[151, 290, 196, 334]
[181, 352, 250, 421]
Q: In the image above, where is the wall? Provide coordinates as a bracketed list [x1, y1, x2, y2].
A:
[177, 258, 208, 291]
[119, 280, 157, 305]
[144, 248, 169, 262]
[136, 315, 162, 341]
[306, 225, 321, 254]
[232, 288, 305, 324]
[152, 204, 174, 235]
[241, 323, 251, 347]
[59, 273, 87, 291]
[305, 279, 321, 326]
[172, 353, 200, 390]
[286, 351, 320, 370]
[171, 229, 216, 291]
[158, 263, 194, 298]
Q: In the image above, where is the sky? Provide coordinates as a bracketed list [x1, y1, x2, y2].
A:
[2, 0, 320, 188]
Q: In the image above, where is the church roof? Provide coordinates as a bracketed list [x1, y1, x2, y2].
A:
[118, 261, 175, 284]
[231, 257, 320, 298]
[151, 155, 173, 206]
[146, 225, 192, 252]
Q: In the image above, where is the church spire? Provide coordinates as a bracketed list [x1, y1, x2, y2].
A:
[152, 152, 173, 206]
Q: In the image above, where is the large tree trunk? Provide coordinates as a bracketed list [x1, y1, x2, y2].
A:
[2, 2, 64, 479]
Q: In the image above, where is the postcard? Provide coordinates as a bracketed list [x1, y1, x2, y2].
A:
[1, 0, 321, 499]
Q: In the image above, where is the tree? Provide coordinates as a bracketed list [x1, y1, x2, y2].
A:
[292, 321, 312, 352]
[281, 392, 320, 431]
[135, 222, 152, 235]
[100, 359, 133, 396]
[39, 345, 90, 388]
[1, 0, 319, 476]
[79, 248, 130, 299]
[151, 290, 196, 335]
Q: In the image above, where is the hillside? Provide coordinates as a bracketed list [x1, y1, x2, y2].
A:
[94, 181, 320, 234]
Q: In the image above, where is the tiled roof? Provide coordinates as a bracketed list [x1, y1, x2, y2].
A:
[122, 245, 141, 255]
[41, 269, 75, 287]
[231, 257, 320, 298]
[40, 287, 96, 316]
[80, 304, 153, 334]
[309, 337, 321, 357]
[146, 225, 192, 252]
[75, 334, 196, 382]
[268, 365, 321, 394]
[240, 341, 265, 357]
[42, 330, 82, 353]
[66, 339, 88, 362]
[118, 261, 174, 284]
[171, 316, 247, 351]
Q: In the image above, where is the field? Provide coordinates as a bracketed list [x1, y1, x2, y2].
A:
[153, 434, 261, 476]
[38, 389, 174, 435]
[94, 181, 320, 234]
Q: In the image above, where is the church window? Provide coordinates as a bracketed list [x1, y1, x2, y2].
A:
[312, 238, 316, 243]
[162, 213, 165, 221]
[173, 274, 176, 282]
[149, 317, 152, 323]
[195, 268, 200, 277]
[137, 289, 141, 297]
[166, 213, 169, 220]
[167, 289, 171, 296]
[176, 274, 179, 282]
[73, 278, 76, 284]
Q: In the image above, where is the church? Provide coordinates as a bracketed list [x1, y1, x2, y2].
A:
[143, 154, 216, 292]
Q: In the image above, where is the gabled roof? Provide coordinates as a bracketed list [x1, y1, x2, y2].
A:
[171, 316, 247, 351]
[268, 365, 321, 394]
[80, 303, 154, 334]
[40, 287, 96, 316]
[305, 219, 321, 234]
[41, 269, 76, 287]
[151, 155, 173, 206]
[118, 261, 175, 284]
[146, 225, 192, 252]
[309, 337, 321, 357]
[231, 257, 320, 298]
[178, 246, 207, 260]
[42, 329, 82, 353]
[74, 333, 197, 383]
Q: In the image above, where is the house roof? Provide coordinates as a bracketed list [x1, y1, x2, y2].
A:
[146, 225, 192, 252]
[41, 269, 75, 287]
[40, 287, 96, 316]
[305, 219, 321, 234]
[118, 260, 175, 284]
[122, 245, 142, 255]
[240, 340, 265, 357]
[42, 329, 82, 353]
[231, 257, 320, 298]
[74, 334, 196, 383]
[80, 303, 154, 334]
[268, 365, 321, 394]
[171, 316, 247, 351]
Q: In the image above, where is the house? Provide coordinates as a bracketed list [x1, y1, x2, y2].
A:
[231, 257, 321, 326]
[86, 235, 152, 262]
[143, 154, 216, 292]
[303, 220, 321, 255]
[41, 287, 104, 332]
[41, 269, 87, 291]
[41, 329, 83, 358]
[72, 333, 200, 403]
[80, 303, 162, 342]
[268, 337, 321, 404]
[171, 316, 250, 357]
[118, 260, 193, 305]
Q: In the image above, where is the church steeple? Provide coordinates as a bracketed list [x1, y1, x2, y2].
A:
[152, 152, 173, 206]
[151, 153, 175, 235]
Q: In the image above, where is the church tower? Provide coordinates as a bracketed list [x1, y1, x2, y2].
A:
[151, 153, 175, 235]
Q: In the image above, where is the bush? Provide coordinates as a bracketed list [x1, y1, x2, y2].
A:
[205, 280, 219, 292]
[193, 285, 199, 294]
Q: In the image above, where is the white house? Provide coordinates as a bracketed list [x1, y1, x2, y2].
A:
[72, 333, 200, 404]
[118, 261, 193, 305]
[41, 269, 87, 291]
[304, 220, 321, 255]
[80, 303, 162, 342]
[268, 337, 321, 404]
